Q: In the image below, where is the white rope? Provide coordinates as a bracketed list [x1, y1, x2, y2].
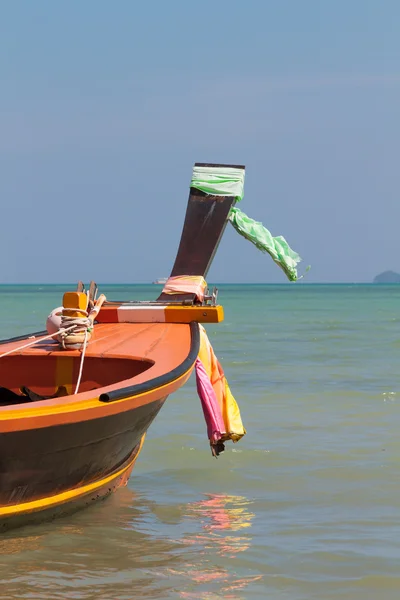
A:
[0, 295, 106, 396]
[0, 326, 76, 359]
[74, 328, 89, 395]
[57, 313, 93, 393]
[58, 314, 92, 349]
[0, 321, 91, 396]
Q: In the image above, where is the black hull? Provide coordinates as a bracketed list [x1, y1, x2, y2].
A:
[0, 397, 166, 506]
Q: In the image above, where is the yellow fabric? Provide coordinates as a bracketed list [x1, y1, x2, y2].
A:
[198, 324, 246, 443]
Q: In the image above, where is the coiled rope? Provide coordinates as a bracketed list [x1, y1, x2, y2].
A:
[58, 309, 92, 350]
[0, 293, 106, 396]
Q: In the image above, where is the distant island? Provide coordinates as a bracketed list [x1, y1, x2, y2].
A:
[373, 271, 400, 283]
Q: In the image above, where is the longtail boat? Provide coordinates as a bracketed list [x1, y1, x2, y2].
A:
[0, 162, 303, 531]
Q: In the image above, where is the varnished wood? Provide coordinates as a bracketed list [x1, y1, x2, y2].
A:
[158, 163, 245, 302]
[195, 162, 245, 169]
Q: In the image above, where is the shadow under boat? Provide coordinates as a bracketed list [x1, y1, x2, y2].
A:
[0, 162, 245, 531]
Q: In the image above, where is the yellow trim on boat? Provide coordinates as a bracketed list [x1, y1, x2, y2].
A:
[0, 434, 145, 517]
[0, 364, 192, 421]
[55, 356, 74, 395]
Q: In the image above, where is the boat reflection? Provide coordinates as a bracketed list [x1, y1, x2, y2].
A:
[170, 493, 262, 599]
[0, 488, 262, 599]
[186, 493, 255, 551]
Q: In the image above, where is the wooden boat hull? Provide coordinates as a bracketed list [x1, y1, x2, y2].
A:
[0, 321, 199, 529]
[0, 396, 166, 506]
[0, 434, 145, 531]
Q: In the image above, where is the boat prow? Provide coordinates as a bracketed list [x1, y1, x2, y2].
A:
[0, 321, 200, 530]
[0, 162, 245, 530]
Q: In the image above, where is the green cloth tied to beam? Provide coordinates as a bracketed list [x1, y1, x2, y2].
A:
[229, 207, 302, 282]
[189, 165, 306, 281]
[191, 166, 245, 200]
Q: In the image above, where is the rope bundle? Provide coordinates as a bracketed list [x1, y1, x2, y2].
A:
[58, 311, 93, 350]
[0, 293, 107, 396]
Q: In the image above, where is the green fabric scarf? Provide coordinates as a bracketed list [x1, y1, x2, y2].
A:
[228, 207, 302, 282]
[189, 165, 306, 281]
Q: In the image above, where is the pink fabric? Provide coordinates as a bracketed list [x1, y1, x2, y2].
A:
[195, 358, 226, 443]
[162, 275, 207, 302]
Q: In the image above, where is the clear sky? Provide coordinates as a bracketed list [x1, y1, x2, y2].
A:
[1, 0, 399, 283]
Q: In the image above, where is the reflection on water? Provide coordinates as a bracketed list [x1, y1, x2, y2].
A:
[188, 493, 254, 533]
[0, 489, 181, 599]
[0, 487, 261, 600]
[174, 494, 262, 599]
[0, 533, 42, 556]
[183, 493, 254, 559]
[3, 285, 400, 599]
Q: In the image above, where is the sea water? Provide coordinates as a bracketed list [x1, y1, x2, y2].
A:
[0, 283, 399, 600]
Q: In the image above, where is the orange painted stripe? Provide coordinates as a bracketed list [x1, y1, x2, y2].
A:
[96, 305, 224, 324]
[165, 305, 224, 323]
[0, 434, 146, 517]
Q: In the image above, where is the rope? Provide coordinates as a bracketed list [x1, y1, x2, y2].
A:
[61, 295, 106, 392]
[0, 326, 76, 359]
[57, 311, 94, 394]
[58, 314, 92, 350]
[74, 329, 89, 395]
[0, 294, 107, 397]
[0, 321, 90, 396]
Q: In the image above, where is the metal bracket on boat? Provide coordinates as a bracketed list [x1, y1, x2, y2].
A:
[202, 287, 218, 306]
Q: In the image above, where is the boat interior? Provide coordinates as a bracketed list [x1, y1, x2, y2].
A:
[0, 319, 194, 407]
[0, 352, 155, 405]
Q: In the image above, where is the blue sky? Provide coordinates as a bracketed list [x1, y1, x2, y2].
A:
[1, 0, 399, 283]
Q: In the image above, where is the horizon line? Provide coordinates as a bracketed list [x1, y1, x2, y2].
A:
[0, 281, 391, 286]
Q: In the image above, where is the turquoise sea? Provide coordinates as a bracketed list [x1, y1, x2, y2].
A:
[0, 283, 400, 600]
